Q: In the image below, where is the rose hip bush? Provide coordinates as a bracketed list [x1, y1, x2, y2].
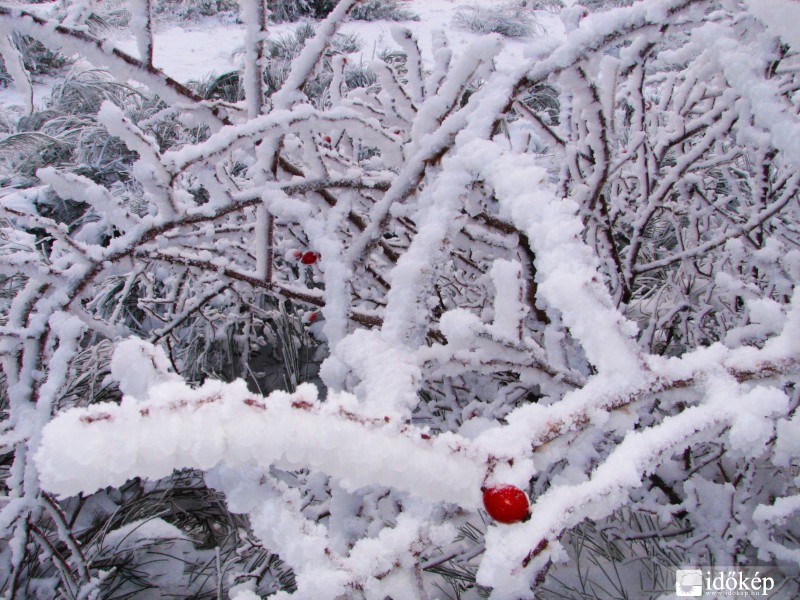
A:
[0, 0, 799, 598]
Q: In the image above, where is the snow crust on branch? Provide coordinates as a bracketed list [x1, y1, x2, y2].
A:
[36, 341, 484, 506]
[462, 141, 642, 374]
[239, 0, 267, 118]
[129, 0, 153, 67]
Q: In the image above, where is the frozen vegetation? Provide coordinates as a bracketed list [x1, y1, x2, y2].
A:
[0, 0, 799, 598]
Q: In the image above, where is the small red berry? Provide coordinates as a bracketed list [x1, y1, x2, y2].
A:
[301, 251, 319, 265]
[482, 485, 530, 524]
[308, 311, 320, 323]
[323, 135, 332, 144]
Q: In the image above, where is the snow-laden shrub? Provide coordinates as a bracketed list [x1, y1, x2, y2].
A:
[154, 0, 240, 20]
[268, 0, 415, 23]
[91, 0, 240, 25]
[0, 32, 71, 85]
[195, 24, 386, 107]
[579, 0, 635, 10]
[260, 24, 364, 102]
[0, 70, 180, 183]
[195, 70, 244, 103]
[348, 0, 418, 22]
[538, 509, 684, 599]
[1, 0, 800, 598]
[267, 0, 338, 22]
[519, 0, 565, 12]
[453, 4, 540, 38]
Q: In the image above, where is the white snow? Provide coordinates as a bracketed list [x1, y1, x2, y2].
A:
[37, 342, 485, 507]
[4, 0, 800, 597]
[114, 23, 247, 82]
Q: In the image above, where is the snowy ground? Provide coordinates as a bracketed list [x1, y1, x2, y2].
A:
[112, 1, 562, 81]
[1, 0, 565, 110]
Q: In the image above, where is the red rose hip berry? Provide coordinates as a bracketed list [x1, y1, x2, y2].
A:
[482, 485, 530, 524]
[301, 251, 320, 265]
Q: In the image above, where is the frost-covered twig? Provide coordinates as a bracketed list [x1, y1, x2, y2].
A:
[35, 366, 484, 507]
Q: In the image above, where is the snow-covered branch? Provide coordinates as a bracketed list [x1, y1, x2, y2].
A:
[2, 0, 799, 596]
[36, 344, 484, 507]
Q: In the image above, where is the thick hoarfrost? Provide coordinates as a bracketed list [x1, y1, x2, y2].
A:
[35, 364, 484, 507]
[1, 0, 799, 597]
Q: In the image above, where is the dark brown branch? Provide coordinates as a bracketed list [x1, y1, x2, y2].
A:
[41, 493, 91, 582]
[513, 100, 567, 148]
[531, 356, 800, 453]
[149, 282, 231, 342]
[476, 212, 550, 323]
[278, 157, 401, 262]
[147, 251, 384, 328]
